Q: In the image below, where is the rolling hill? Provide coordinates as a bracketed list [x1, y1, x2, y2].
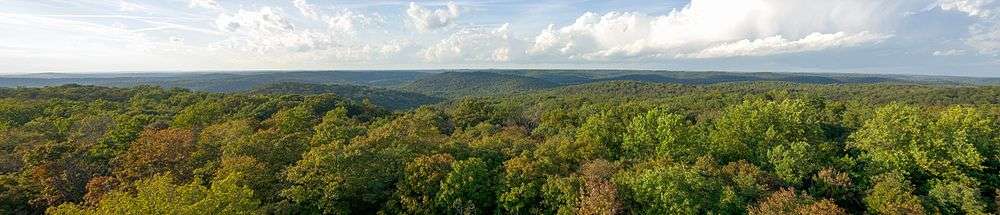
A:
[3, 70, 999, 99]
[399, 71, 560, 98]
[249, 82, 442, 110]
[0, 71, 432, 92]
[525, 80, 1000, 106]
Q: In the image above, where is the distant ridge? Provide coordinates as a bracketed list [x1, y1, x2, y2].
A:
[250, 82, 442, 110]
[400, 71, 559, 98]
[2, 70, 998, 96]
[0, 71, 432, 91]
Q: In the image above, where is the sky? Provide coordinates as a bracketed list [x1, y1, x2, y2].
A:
[1, 0, 999, 77]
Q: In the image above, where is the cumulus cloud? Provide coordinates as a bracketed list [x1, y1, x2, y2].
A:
[529, 0, 904, 59]
[679, 32, 890, 58]
[967, 22, 1000, 54]
[938, 0, 996, 17]
[422, 23, 519, 62]
[215, 7, 294, 33]
[210, 6, 390, 57]
[325, 10, 383, 34]
[292, 0, 320, 20]
[406, 1, 461, 32]
[189, 0, 220, 10]
[214, 7, 337, 53]
[934, 0, 1000, 55]
[529, 12, 656, 59]
[12, 0, 1000, 75]
[287, 0, 386, 35]
[289, 0, 385, 34]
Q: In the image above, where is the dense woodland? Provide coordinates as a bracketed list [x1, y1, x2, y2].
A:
[5, 70, 1000, 93]
[1, 80, 1000, 214]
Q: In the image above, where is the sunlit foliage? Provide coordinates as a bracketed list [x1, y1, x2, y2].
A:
[0, 83, 997, 214]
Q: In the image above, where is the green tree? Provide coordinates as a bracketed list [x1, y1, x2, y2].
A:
[926, 178, 988, 215]
[540, 175, 582, 215]
[309, 107, 365, 146]
[282, 142, 406, 214]
[852, 104, 996, 191]
[921, 106, 994, 178]
[864, 172, 925, 215]
[214, 156, 277, 204]
[767, 141, 822, 186]
[113, 128, 205, 183]
[710, 99, 825, 165]
[269, 106, 315, 135]
[283, 108, 448, 214]
[0, 173, 42, 214]
[622, 108, 698, 160]
[436, 158, 497, 214]
[711, 99, 833, 187]
[850, 103, 929, 176]
[172, 99, 225, 129]
[448, 98, 509, 129]
[0, 100, 39, 130]
[394, 153, 456, 214]
[498, 154, 559, 214]
[90, 114, 154, 161]
[48, 173, 259, 215]
[616, 161, 730, 214]
[575, 111, 626, 160]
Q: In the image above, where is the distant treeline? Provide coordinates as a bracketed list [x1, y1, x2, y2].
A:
[3, 70, 998, 95]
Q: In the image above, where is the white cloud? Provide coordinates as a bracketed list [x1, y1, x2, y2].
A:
[210, 6, 392, 59]
[0, 12, 219, 72]
[528, 12, 656, 59]
[214, 7, 338, 53]
[933, 0, 1000, 55]
[938, 0, 996, 17]
[422, 23, 519, 62]
[679, 32, 890, 58]
[289, 0, 385, 34]
[292, 0, 320, 20]
[406, 1, 461, 32]
[529, 0, 906, 60]
[189, 0, 220, 10]
[7, 0, 1000, 75]
[216, 7, 294, 33]
[967, 21, 1000, 54]
[119, 1, 148, 12]
[933, 49, 969, 56]
[324, 10, 383, 34]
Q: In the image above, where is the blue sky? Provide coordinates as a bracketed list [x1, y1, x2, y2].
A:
[1, 0, 999, 77]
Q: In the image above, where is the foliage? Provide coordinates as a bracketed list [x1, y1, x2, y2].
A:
[401, 72, 559, 98]
[251, 82, 442, 110]
[747, 188, 846, 215]
[864, 172, 925, 214]
[436, 158, 497, 214]
[47, 173, 259, 215]
[0, 82, 997, 214]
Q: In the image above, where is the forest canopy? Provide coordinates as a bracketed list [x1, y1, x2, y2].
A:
[0, 82, 998, 214]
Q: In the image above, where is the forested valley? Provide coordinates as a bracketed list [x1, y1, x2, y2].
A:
[2, 80, 1000, 214]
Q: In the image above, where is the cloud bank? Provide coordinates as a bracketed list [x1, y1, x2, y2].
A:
[2, 0, 999, 76]
[407, 1, 461, 32]
[528, 0, 906, 60]
[189, 0, 220, 10]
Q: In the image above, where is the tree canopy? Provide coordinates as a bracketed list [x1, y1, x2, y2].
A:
[0, 82, 998, 214]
